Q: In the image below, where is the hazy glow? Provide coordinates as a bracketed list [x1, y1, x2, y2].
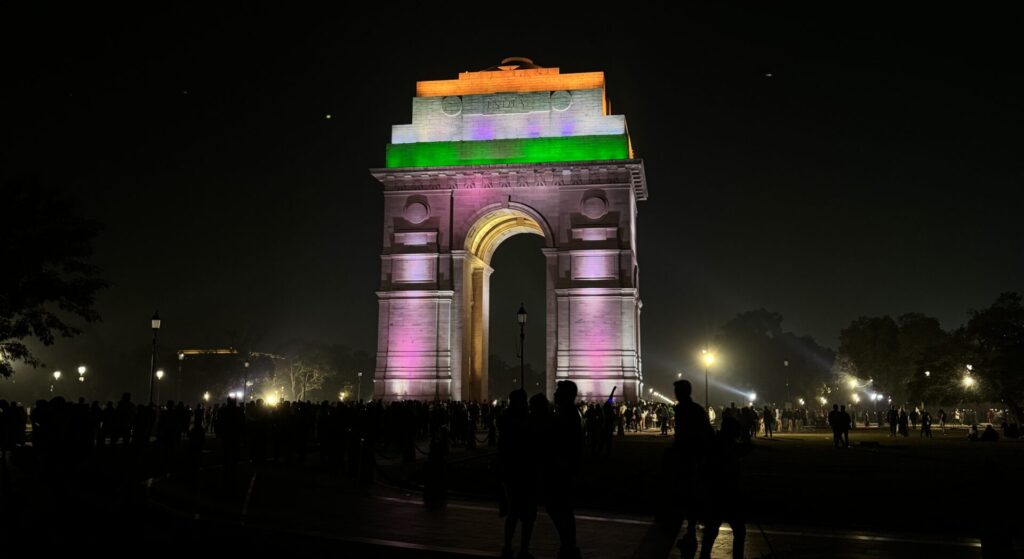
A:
[53, 371, 61, 381]
[155, 369, 165, 380]
[203, 391, 210, 402]
[77, 365, 86, 375]
[703, 351, 716, 367]
[852, 394, 861, 404]
[963, 375, 976, 388]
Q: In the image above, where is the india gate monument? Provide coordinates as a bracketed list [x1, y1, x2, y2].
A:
[370, 58, 648, 402]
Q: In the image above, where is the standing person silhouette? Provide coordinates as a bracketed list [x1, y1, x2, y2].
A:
[546, 381, 583, 559]
[498, 389, 537, 559]
[828, 405, 841, 448]
[839, 405, 851, 448]
[698, 416, 751, 559]
[672, 379, 714, 558]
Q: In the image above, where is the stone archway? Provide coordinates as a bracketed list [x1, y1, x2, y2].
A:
[370, 60, 647, 402]
[458, 205, 552, 402]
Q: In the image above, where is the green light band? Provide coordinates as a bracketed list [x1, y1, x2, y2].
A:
[386, 134, 629, 168]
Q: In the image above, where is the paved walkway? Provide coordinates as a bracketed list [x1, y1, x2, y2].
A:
[146, 462, 985, 558]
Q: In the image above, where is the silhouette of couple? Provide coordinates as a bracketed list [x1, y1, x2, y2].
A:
[498, 380, 582, 559]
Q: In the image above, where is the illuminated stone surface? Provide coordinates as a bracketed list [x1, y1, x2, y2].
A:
[372, 60, 647, 402]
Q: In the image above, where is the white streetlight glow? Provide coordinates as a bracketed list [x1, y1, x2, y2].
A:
[155, 369, 165, 380]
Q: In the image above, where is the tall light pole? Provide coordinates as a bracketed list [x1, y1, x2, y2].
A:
[155, 369, 165, 403]
[243, 359, 250, 402]
[357, 371, 363, 402]
[177, 352, 184, 402]
[784, 360, 790, 404]
[51, 370, 61, 393]
[702, 350, 715, 414]
[517, 303, 528, 390]
[149, 311, 161, 404]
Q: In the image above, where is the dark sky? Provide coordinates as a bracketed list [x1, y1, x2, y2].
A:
[3, 6, 1022, 401]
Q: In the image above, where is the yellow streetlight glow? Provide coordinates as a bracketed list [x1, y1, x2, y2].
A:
[203, 391, 211, 402]
[265, 394, 280, 406]
[852, 394, 861, 404]
[963, 375, 976, 388]
[819, 397, 828, 405]
[703, 352, 715, 366]
[848, 379, 858, 389]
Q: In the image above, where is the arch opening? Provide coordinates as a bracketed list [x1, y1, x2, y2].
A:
[461, 207, 552, 402]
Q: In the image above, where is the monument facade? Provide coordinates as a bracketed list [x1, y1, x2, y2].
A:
[371, 58, 648, 402]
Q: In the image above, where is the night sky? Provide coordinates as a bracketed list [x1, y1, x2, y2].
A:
[3, 7, 1022, 401]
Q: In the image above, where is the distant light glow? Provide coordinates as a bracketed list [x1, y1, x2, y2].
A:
[702, 350, 716, 367]
[963, 375, 976, 388]
[203, 391, 210, 402]
[748, 392, 757, 402]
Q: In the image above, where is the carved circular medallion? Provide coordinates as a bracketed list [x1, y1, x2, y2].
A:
[550, 90, 573, 112]
[441, 96, 463, 116]
[404, 201, 429, 224]
[580, 195, 608, 219]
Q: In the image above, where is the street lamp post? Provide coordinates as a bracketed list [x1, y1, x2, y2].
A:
[149, 311, 161, 404]
[177, 352, 184, 402]
[155, 369, 165, 403]
[243, 359, 250, 401]
[702, 350, 715, 414]
[78, 365, 86, 383]
[51, 370, 61, 393]
[784, 360, 790, 404]
[517, 303, 528, 390]
[357, 371, 363, 402]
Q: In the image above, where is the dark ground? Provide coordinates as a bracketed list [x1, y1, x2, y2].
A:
[2, 427, 1021, 556]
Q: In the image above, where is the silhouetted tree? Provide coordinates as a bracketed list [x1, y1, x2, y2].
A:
[0, 178, 106, 377]
[962, 292, 1024, 423]
[714, 309, 834, 403]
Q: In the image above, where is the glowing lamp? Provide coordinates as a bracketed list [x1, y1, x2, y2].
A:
[155, 369, 165, 380]
[151, 311, 161, 330]
[517, 303, 528, 324]
[53, 370, 61, 381]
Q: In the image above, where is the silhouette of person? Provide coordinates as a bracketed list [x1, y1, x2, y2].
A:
[839, 405, 851, 448]
[498, 389, 538, 559]
[762, 405, 774, 439]
[672, 379, 714, 558]
[698, 415, 751, 559]
[545, 380, 583, 559]
[887, 405, 899, 437]
[828, 405, 841, 448]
